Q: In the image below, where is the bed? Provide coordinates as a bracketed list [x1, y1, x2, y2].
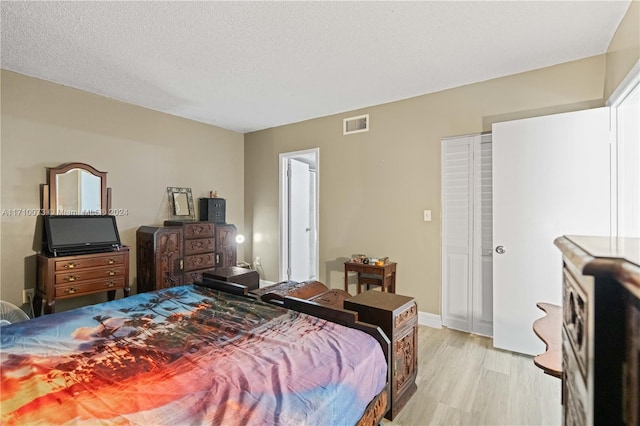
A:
[1, 284, 389, 425]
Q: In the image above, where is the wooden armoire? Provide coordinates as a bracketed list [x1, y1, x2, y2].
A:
[136, 221, 237, 292]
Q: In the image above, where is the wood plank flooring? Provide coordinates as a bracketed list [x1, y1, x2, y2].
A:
[384, 326, 561, 426]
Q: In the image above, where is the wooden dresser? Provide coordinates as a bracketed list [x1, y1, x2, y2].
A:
[35, 248, 130, 315]
[137, 222, 237, 292]
[555, 235, 640, 425]
[344, 290, 418, 420]
[165, 221, 216, 284]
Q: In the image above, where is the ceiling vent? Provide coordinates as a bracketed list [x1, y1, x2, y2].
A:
[343, 114, 369, 135]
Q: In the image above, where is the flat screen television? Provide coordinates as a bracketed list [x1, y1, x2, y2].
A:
[42, 215, 122, 256]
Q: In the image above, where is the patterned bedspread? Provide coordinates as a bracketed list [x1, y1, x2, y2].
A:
[1, 285, 387, 425]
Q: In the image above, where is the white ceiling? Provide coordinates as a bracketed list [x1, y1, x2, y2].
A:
[1, 1, 631, 133]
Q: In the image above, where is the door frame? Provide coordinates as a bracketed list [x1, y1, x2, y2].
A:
[279, 148, 320, 281]
[607, 59, 640, 237]
[441, 133, 493, 336]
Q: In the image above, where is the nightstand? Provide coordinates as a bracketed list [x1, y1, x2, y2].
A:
[344, 290, 418, 420]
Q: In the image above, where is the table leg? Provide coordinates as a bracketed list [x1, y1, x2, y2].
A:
[344, 269, 349, 293]
[357, 272, 362, 294]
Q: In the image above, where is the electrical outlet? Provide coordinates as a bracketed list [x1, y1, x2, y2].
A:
[22, 288, 35, 304]
[423, 210, 432, 222]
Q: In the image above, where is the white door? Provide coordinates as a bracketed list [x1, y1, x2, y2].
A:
[279, 149, 319, 283]
[288, 158, 311, 282]
[441, 134, 493, 336]
[493, 107, 611, 356]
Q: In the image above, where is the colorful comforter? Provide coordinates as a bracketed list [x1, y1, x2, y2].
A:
[1, 285, 387, 425]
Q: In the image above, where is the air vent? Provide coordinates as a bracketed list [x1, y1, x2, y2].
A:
[343, 114, 369, 135]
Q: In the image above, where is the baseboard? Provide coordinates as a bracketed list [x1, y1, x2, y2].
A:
[418, 311, 442, 329]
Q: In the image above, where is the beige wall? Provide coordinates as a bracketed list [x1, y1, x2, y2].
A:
[605, 0, 640, 100]
[244, 55, 606, 315]
[1, 70, 245, 310]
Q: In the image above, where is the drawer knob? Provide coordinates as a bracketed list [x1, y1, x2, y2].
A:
[107, 259, 115, 265]
[65, 287, 78, 295]
[64, 263, 77, 269]
[65, 275, 78, 282]
[107, 270, 116, 276]
[104, 281, 116, 288]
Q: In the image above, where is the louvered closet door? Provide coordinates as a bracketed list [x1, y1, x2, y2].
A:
[472, 135, 493, 336]
[441, 134, 493, 335]
[442, 136, 473, 331]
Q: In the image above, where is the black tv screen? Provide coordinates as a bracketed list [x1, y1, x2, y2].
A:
[43, 215, 122, 255]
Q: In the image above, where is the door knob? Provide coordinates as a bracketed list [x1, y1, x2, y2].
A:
[495, 246, 506, 254]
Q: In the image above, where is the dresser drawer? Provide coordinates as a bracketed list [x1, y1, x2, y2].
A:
[54, 253, 126, 271]
[185, 270, 206, 284]
[55, 266, 125, 284]
[184, 238, 215, 255]
[184, 253, 216, 271]
[55, 277, 124, 298]
[395, 302, 418, 329]
[184, 222, 215, 239]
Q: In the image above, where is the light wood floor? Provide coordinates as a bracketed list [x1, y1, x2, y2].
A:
[384, 326, 561, 426]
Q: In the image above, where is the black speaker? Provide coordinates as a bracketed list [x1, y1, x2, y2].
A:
[199, 198, 226, 223]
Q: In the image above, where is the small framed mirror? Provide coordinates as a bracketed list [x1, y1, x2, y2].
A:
[167, 187, 195, 221]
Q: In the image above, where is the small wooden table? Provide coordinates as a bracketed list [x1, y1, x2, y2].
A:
[344, 261, 397, 294]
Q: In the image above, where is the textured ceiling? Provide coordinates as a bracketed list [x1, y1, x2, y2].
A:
[0, 1, 631, 133]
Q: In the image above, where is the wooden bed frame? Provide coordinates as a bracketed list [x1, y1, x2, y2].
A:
[197, 278, 392, 425]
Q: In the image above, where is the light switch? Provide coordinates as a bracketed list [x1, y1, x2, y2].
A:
[423, 210, 432, 222]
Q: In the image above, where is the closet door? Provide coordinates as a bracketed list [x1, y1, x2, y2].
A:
[442, 136, 473, 331]
[441, 134, 493, 335]
[492, 107, 610, 356]
[472, 135, 493, 336]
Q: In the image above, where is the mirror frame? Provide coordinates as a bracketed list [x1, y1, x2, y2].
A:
[44, 162, 109, 215]
[167, 187, 195, 221]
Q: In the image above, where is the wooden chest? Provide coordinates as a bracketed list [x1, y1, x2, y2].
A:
[344, 291, 418, 420]
[202, 266, 259, 291]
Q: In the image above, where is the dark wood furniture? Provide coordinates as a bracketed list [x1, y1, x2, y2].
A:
[251, 280, 352, 311]
[625, 283, 640, 426]
[202, 266, 259, 291]
[136, 222, 237, 292]
[35, 248, 130, 315]
[344, 290, 417, 420]
[532, 302, 562, 378]
[214, 223, 237, 268]
[555, 235, 640, 425]
[165, 221, 216, 284]
[344, 261, 397, 294]
[137, 225, 184, 292]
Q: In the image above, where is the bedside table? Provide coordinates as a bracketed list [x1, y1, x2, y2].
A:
[344, 290, 418, 420]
